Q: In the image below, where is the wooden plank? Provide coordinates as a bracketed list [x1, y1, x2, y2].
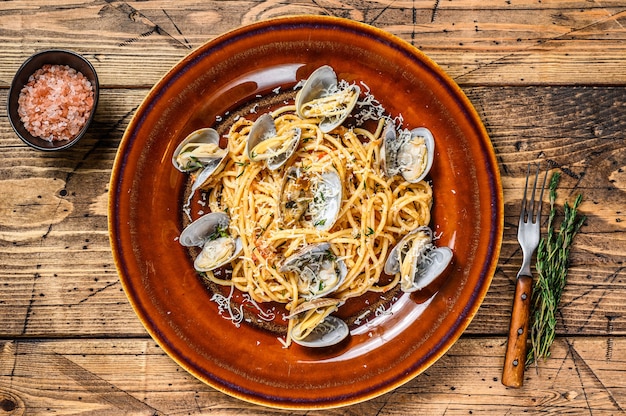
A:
[1, 86, 625, 337]
[1, 1, 623, 414]
[0, 88, 146, 337]
[0, 337, 624, 414]
[1, 1, 626, 86]
[467, 85, 626, 335]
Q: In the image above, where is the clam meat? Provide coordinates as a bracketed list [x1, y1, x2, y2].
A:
[384, 226, 452, 293]
[280, 167, 311, 227]
[381, 122, 434, 184]
[295, 65, 360, 133]
[172, 128, 229, 196]
[279, 168, 343, 231]
[245, 113, 301, 170]
[280, 243, 347, 300]
[172, 128, 227, 173]
[179, 212, 243, 272]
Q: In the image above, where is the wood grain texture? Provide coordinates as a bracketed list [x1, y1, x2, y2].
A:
[1, 1, 626, 87]
[1, 1, 625, 414]
[502, 275, 533, 388]
[2, 87, 624, 337]
[1, 337, 624, 415]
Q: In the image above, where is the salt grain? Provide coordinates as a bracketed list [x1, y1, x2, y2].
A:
[18, 64, 94, 142]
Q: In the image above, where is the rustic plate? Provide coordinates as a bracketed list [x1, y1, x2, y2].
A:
[109, 16, 502, 409]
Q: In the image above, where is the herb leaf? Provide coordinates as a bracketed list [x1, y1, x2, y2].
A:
[208, 224, 229, 241]
[527, 172, 585, 366]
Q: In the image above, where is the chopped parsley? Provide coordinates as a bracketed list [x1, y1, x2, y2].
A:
[208, 224, 229, 241]
[323, 250, 337, 262]
[235, 161, 249, 178]
[314, 219, 327, 227]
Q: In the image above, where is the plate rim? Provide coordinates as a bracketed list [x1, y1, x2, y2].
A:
[109, 15, 503, 409]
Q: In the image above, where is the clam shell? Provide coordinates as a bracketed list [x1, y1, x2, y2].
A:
[172, 128, 227, 173]
[384, 226, 453, 293]
[317, 84, 360, 133]
[402, 246, 453, 293]
[179, 212, 243, 272]
[383, 226, 433, 275]
[382, 124, 435, 184]
[172, 128, 229, 196]
[380, 121, 397, 178]
[278, 168, 343, 231]
[292, 315, 349, 348]
[295, 66, 337, 119]
[246, 113, 276, 159]
[310, 171, 342, 231]
[295, 65, 360, 133]
[245, 113, 301, 170]
[278, 166, 310, 227]
[179, 212, 230, 247]
[280, 242, 347, 300]
[399, 127, 435, 183]
[194, 236, 243, 272]
[266, 127, 300, 171]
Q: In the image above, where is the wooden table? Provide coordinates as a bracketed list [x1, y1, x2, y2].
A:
[1, 1, 625, 414]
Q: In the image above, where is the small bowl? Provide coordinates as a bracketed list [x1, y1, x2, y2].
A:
[7, 49, 99, 151]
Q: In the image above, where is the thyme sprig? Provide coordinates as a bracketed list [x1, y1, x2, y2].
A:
[527, 171, 585, 366]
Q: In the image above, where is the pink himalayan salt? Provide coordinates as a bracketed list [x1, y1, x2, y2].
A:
[18, 64, 94, 142]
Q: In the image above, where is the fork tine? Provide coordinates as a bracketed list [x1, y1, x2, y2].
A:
[528, 164, 540, 223]
[520, 163, 530, 224]
[535, 167, 548, 223]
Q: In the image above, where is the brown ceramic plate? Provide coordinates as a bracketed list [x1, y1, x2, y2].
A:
[109, 16, 502, 409]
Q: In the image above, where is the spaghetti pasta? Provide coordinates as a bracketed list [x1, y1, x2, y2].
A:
[190, 100, 433, 345]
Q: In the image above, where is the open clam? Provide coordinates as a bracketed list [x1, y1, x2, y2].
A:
[279, 167, 343, 231]
[172, 128, 227, 173]
[384, 226, 453, 293]
[172, 128, 229, 193]
[280, 243, 347, 300]
[179, 212, 243, 272]
[279, 167, 310, 227]
[308, 170, 342, 231]
[287, 298, 349, 348]
[381, 122, 434, 184]
[245, 113, 301, 170]
[295, 65, 360, 133]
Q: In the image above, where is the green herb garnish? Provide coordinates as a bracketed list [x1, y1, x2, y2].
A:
[314, 219, 327, 227]
[323, 250, 337, 262]
[527, 172, 585, 366]
[235, 161, 249, 178]
[183, 155, 203, 171]
[208, 224, 229, 241]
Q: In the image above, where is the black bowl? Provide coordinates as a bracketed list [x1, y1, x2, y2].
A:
[7, 49, 99, 151]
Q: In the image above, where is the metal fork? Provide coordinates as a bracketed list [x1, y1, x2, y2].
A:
[502, 164, 548, 388]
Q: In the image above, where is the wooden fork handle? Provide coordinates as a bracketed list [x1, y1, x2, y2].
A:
[502, 274, 533, 388]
